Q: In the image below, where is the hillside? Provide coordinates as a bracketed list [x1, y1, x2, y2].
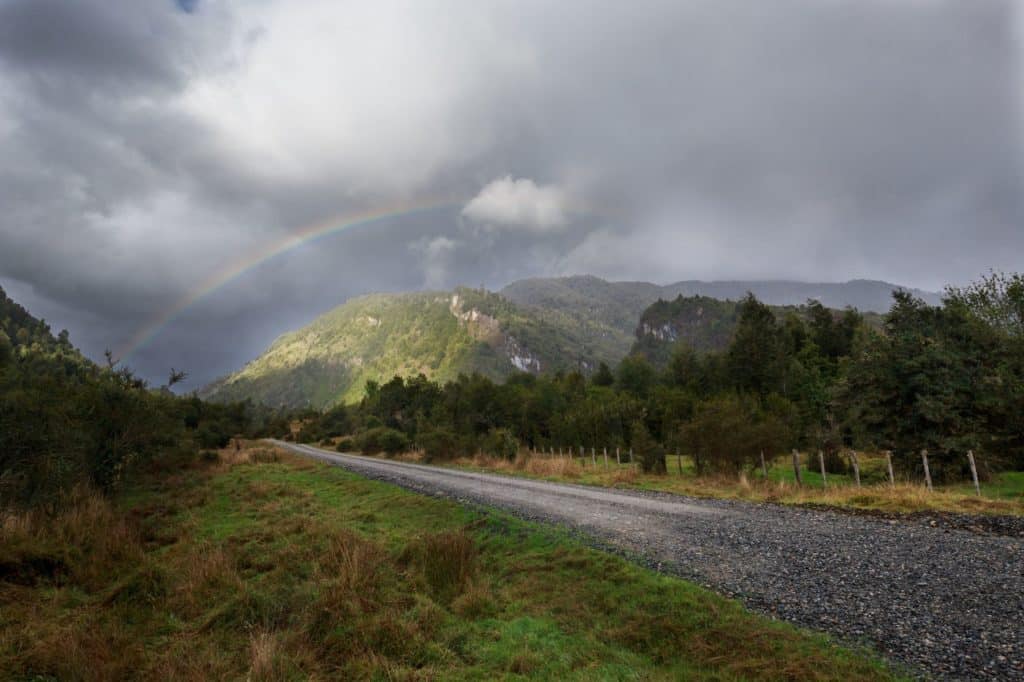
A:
[630, 294, 886, 366]
[206, 275, 935, 409]
[202, 287, 612, 409]
[501, 275, 933, 364]
[0, 285, 84, 362]
[630, 296, 745, 366]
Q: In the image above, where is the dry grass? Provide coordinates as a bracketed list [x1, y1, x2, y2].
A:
[1, 486, 143, 590]
[400, 530, 477, 604]
[176, 545, 242, 616]
[400, 450, 1024, 516]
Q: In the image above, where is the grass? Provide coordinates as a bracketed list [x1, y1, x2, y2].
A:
[382, 449, 1024, 517]
[0, 441, 903, 680]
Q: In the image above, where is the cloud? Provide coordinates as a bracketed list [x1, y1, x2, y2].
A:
[462, 176, 569, 232]
[0, 0, 1021, 386]
[411, 236, 460, 289]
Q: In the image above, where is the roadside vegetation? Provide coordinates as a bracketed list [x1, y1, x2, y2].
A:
[288, 273, 1024, 515]
[376, 449, 1024, 517]
[1, 441, 900, 680]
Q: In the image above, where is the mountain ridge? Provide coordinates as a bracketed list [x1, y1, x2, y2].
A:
[204, 275, 939, 408]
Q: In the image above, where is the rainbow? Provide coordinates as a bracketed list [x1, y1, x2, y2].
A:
[115, 197, 462, 362]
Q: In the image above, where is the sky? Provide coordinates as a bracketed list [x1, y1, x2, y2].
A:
[1, 0, 1022, 389]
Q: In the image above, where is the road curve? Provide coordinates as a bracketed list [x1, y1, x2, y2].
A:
[272, 441, 1024, 680]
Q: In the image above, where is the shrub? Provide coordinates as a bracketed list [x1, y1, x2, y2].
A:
[631, 420, 666, 474]
[481, 428, 519, 461]
[335, 436, 356, 453]
[356, 427, 409, 455]
[196, 422, 231, 450]
[418, 428, 467, 462]
[679, 393, 792, 474]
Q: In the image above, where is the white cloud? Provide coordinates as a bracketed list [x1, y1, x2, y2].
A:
[177, 1, 537, 196]
[410, 235, 459, 289]
[462, 176, 569, 232]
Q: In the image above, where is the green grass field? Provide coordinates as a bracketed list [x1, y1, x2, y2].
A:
[0, 444, 901, 680]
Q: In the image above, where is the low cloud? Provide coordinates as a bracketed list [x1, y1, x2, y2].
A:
[411, 235, 459, 289]
[462, 176, 569, 232]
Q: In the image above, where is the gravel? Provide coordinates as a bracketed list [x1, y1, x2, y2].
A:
[275, 441, 1024, 680]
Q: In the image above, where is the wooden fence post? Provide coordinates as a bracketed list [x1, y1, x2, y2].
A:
[603, 447, 609, 469]
[885, 450, 895, 488]
[921, 449, 933, 492]
[967, 450, 980, 496]
[850, 450, 861, 488]
[677, 452, 683, 475]
[791, 449, 803, 486]
[591, 447, 597, 467]
[616, 447, 621, 465]
[760, 450, 768, 479]
[630, 448, 636, 472]
[818, 450, 827, 487]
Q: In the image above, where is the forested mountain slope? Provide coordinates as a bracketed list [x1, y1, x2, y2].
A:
[501, 275, 927, 363]
[202, 288, 612, 409]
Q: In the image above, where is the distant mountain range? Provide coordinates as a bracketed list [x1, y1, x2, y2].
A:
[203, 275, 939, 408]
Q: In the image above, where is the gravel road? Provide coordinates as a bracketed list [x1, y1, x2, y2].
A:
[273, 441, 1023, 680]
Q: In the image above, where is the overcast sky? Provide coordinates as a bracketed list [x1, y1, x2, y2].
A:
[1, 0, 1022, 389]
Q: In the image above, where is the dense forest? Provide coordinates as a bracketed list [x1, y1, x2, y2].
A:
[292, 273, 1024, 482]
[0, 287, 280, 508]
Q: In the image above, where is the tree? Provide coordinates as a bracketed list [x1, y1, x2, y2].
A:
[630, 418, 665, 474]
[679, 393, 791, 474]
[945, 271, 1024, 337]
[616, 355, 656, 398]
[726, 294, 785, 397]
[591, 361, 614, 387]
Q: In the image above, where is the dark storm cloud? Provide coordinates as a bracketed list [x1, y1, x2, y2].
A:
[0, 0, 1021, 387]
[0, 0, 188, 89]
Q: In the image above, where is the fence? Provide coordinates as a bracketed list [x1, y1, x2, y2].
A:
[525, 445, 987, 495]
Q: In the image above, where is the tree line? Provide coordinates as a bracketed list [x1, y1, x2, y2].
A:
[293, 272, 1024, 481]
[3, 271, 1020, 509]
[0, 286, 282, 508]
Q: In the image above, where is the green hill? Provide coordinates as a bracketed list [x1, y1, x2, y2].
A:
[206, 275, 929, 409]
[500, 275, 922, 364]
[630, 294, 886, 367]
[0, 285, 87, 365]
[201, 287, 612, 409]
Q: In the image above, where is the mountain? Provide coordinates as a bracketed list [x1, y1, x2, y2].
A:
[0, 285, 85, 364]
[630, 296, 745, 366]
[206, 275, 936, 408]
[201, 287, 612, 409]
[500, 274, 937, 364]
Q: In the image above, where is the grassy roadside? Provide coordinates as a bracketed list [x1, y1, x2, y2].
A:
[1, 442, 901, 680]
[367, 449, 1024, 517]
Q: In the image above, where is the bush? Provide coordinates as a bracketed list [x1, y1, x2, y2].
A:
[335, 436, 356, 453]
[481, 428, 519, 460]
[196, 422, 231, 450]
[418, 429, 467, 462]
[679, 393, 792, 474]
[631, 420, 666, 474]
[356, 427, 409, 455]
